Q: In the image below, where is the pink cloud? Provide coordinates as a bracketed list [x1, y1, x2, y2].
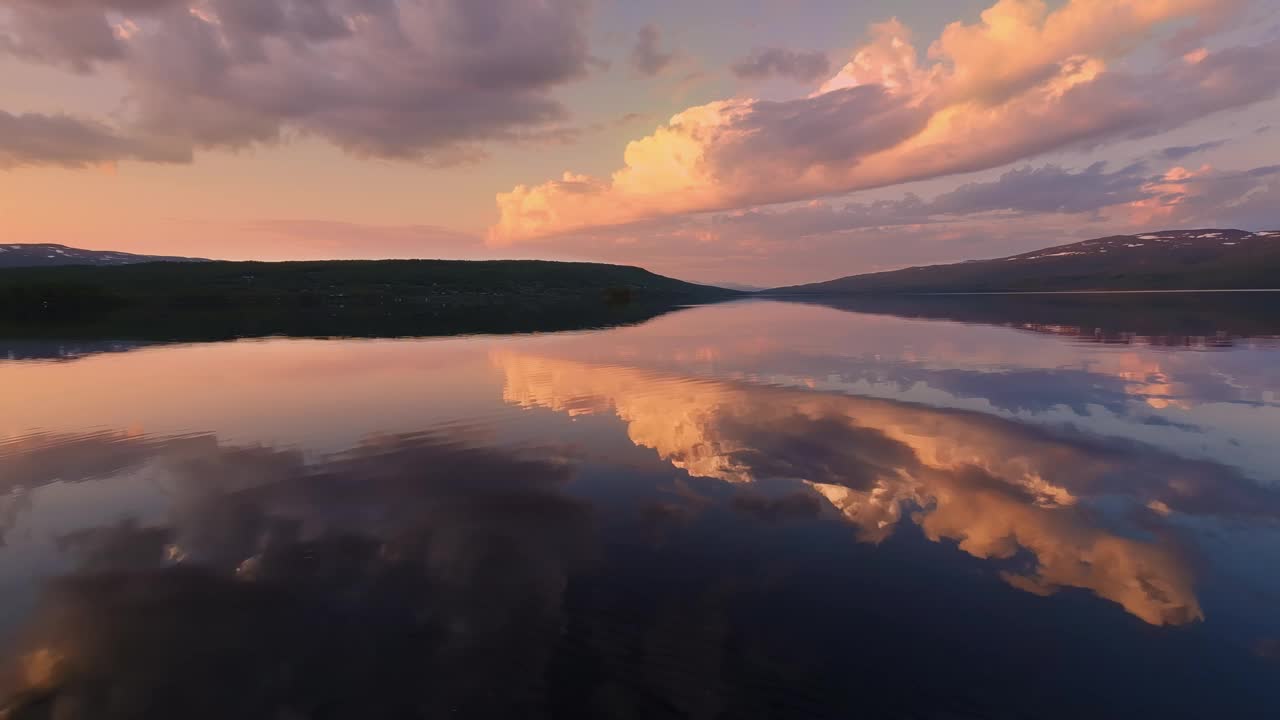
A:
[500, 161, 1280, 286]
[491, 0, 1274, 244]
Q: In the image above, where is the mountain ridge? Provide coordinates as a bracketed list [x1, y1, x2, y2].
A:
[0, 243, 207, 268]
[767, 229, 1280, 294]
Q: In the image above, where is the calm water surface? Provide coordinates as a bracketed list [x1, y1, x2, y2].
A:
[2, 298, 1279, 718]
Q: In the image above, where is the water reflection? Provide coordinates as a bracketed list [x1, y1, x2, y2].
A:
[515, 299, 1280, 481]
[0, 300, 699, 361]
[0, 341, 157, 362]
[1, 299, 1278, 717]
[1, 431, 591, 718]
[785, 291, 1280, 346]
[496, 351, 1280, 626]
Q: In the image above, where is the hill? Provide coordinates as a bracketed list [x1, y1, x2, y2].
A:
[0, 243, 204, 268]
[0, 259, 732, 306]
[768, 229, 1280, 294]
[0, 259, 737, 341]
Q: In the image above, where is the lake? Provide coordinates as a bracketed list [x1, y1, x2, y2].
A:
[2, 295, 1279, 718]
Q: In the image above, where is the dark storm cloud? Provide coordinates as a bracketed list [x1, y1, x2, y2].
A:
[628, 23, 674, 76]
[731, 47, 830, 83]
[0, 0, 595, 165]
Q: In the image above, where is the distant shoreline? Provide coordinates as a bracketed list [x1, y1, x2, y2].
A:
[765, 288, 1280, 297]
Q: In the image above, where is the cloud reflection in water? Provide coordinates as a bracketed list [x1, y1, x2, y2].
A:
[0, 431, 591, 718]
[496, 351, 1280, 626]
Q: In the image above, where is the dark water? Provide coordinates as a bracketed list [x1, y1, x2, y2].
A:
[2, 296, 1279, 718]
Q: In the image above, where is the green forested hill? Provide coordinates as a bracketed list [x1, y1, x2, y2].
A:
[0, 259, 734, 309]
[0, 259, 737, 342]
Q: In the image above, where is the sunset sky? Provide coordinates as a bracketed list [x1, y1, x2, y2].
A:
[2, 0, 1278, 285]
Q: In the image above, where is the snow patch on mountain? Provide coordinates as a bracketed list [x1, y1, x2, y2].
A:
[0, 244, 207, 269]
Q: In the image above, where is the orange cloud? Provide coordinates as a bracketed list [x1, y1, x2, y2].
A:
[491, 0, 1267, 243]
[492, 351, 1221, 625]
[1126, 164, 1210, 224]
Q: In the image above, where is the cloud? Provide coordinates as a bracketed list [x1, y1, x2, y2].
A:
[701, 161, 1153, 235]
[928, 161, 1151, 215]
[1126, 162, 1280, 227]
[0, 0, 184, 71]
[492, 0, 1275, 242]
[628, 23, 675, 76]
[0, 0, 595, 166]
[731, 47, 830, 83]
[0, 110, 190, 169]
[491, 157, 1280, 285]
[1161, 139, 1229, 159]
[486, 160, 1191, 283]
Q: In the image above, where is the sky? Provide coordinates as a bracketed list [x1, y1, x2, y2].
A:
[1, 0, 1278, 286]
